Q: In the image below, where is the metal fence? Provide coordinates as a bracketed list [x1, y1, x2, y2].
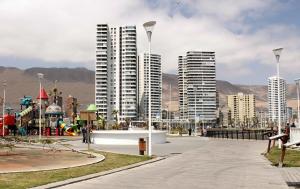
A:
[206, 129, 272, 140]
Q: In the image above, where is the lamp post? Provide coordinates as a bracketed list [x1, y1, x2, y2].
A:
[169, 84, 172, 134]
[37, 73, 44, 140]
[2, 81, 6, 137]
[143, 21, 156, 157]
[295, 78, 300, 127]
[273, 48, 283, 148]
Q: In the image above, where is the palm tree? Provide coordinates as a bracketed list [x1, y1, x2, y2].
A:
[112, 110, 118, 123]
[98, 115, 106, 130]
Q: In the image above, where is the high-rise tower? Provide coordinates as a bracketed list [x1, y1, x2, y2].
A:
[138, 53, 162, 120]
[178, 51, 217, 124]
[95, 24, 137, 122]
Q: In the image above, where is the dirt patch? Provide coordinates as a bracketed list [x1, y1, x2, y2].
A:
[0, 148, 93, 173]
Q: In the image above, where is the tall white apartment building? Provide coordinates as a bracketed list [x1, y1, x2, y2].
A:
[178, 56, 188, 119]
[178, 51, 217, 123]
[95, 24, 137, 122]
[138, 53, 162, 120]
[268, 76, 287, 124]
[227, 93, 256, 125]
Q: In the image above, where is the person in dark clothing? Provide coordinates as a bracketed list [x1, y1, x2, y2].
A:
[82, 125, 87, 143]
[188, 127, 192, 136]
[291, 123, 296, 128]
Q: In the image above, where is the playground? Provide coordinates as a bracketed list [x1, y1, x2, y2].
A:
[0, 83, 95, 138]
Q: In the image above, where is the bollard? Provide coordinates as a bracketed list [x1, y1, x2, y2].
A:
[139, 138, 146, 155]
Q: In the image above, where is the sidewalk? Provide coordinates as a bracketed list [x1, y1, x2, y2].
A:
[53, 138, 288, 189]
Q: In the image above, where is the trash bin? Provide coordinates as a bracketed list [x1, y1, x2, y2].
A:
[139, 138, 146, 155]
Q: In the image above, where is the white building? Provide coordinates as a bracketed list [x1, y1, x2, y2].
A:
[138, 53, 162, 120]
[268, 76, 287, 124]
[95, 24, 137, 122]
[178, 56, 188, 120]
[178, 51, 217, 124]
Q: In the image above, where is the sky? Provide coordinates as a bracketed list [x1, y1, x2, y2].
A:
[0, 0, 300, 84]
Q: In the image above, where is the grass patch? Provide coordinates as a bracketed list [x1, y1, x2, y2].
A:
[0, 151, 150, 189]
[265, 147, 300, 167]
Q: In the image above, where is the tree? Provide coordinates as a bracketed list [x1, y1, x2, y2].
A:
[112, 110, 118, 123]
[98, 115, 106, 130]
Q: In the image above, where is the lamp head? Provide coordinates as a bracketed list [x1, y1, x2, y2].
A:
[295, 78, 300, 84]
[143, 21, 156, 41]
[273, 48, 283, 62]
[3, 80, 7, 87]
[37, 73, 44, 80]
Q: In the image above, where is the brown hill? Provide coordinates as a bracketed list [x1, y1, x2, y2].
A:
[0, 67, 94, 110]
[0, 67, 297, 113]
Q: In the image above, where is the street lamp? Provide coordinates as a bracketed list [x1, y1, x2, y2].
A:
[143, 20, 156, 157]
[295, 78, 300, 127]
[37, 73, 44, 140]
[169, 84, 172, 134]
[2, 81, 6, 137]
[273, 48, 283, 148]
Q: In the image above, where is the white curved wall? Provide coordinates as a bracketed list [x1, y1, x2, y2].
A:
[92, 130, 167, 145]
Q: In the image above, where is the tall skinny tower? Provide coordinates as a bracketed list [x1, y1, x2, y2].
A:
[178, 51, 217, 124]
[268, 76, 287, 124]
[138, 53, 162, 120]
[95, 24, 137, 122]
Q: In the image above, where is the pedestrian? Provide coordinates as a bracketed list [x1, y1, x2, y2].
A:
[291, 123, 296, 128]
[82, 125, 87, 143]
[188, 127, 192, 136]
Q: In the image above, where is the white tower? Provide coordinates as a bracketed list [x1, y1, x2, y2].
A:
[95, 24, 137, 123]
[268, 76, 287, 124]
[138, 53, 162, 120]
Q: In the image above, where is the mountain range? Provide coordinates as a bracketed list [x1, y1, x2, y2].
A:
[0, 66, 297, 112]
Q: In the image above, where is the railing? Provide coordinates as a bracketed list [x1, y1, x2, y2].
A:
[206, 129, 272, 140]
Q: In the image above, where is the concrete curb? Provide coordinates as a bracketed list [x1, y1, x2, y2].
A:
[31, 156, 166, 189]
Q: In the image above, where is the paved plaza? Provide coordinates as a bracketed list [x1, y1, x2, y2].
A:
[54, 137, 289, 189]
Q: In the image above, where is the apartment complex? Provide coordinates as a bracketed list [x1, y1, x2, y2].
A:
[227, 93, 256, 126]
[178, 51, 217, 124]
[138, 53, 162, 120]
[268, 76, 287, 123]
[95, 24, 137, 122]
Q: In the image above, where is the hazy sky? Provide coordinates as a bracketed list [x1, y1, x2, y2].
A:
[0, 0, 299, 84]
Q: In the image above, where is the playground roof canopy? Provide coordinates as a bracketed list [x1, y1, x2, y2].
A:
[45, 103, 63, 115]
[87, 104, 97, 112]
[37, 88, 49, 100]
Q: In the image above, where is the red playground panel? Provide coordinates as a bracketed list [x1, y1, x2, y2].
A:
[4, 115, 15, 126]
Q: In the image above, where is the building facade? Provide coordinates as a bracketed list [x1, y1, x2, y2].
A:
[138, 53, 162, 121]
[268, 76, 287, 124]
[227, 93, 256, 126]
[178, 51, 217, 124]
[95, 24, 137, 122]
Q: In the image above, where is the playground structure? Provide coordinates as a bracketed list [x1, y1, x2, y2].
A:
[0, 84, 82, 137]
